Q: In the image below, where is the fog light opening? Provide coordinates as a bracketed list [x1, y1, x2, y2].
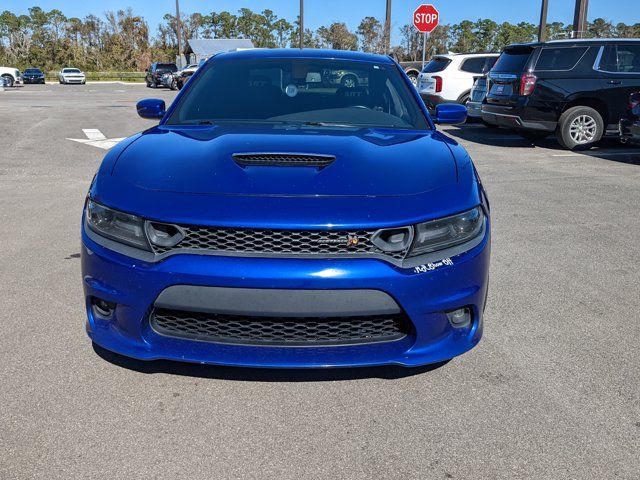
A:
[446, 307, 472, 328]
[91, 297, 116, 319]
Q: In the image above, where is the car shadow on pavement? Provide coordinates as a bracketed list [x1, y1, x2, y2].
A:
[446, 125, 640, 164]
[92, 343, 448, 382]
[445, 124, 563, 150]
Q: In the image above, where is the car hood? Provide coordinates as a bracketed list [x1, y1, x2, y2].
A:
[111, 124, 458, 197]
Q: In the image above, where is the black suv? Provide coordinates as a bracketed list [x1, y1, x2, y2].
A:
[145, 62, 178, 88]
[482, 39, 640, 150]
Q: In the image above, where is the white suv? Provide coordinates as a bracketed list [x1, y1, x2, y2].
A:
[417, 53, 499, 108]
[0, 67, 22, 87]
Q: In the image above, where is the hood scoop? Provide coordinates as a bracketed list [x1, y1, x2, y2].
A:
[232, 152, 336, 168]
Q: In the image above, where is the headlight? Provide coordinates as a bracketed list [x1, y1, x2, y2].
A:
[408, 207, 484, 257]
[86, 199, 150, 250]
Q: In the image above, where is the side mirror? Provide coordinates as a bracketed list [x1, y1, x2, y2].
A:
[433, 103, 467, 125]
[137, 98, 166, 120]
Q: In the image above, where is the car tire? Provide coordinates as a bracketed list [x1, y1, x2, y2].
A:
[407, 72, 418, 87]
[515, 128, 550, 141]
[170, 78, 177, 91]
[150, 81, 157, 89]
[340, 74, 358, 88]
[556, 106, 604, 150]
[2, 75, 14, 87]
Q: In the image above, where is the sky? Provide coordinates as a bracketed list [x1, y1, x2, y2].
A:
[4, 0, 639, 43]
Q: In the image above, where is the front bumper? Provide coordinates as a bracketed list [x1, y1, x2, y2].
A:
[82, 224, 490, 368]
[24, 77, 45, 84]
[62, 77, 85, 84]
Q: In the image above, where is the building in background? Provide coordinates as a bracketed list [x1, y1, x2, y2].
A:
[183, 39, 255, 66]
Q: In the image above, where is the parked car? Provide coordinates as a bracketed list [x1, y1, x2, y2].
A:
[619, 91, 640, 144]
[145, 62, 178, 88]
[163, 62, 207, 91]
[467, 75, 495, 125]
[417, 53, 499, 108]
[82, 49, 488, 368]
[482, 39, 640, 149]
[400, 61, 424, 87]
[320, 68, 366, 88]
[160, 72, 178, 90]
[23, 68, 46, 84]
[0, 66, 22, 87]
[58, 68, 86, 84]
[174, 63, 199, 90]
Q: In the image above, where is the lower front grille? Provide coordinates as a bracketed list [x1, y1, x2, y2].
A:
[150, 308, 411, 346]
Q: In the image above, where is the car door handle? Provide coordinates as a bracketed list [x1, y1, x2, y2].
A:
[607, 80, 622, 85]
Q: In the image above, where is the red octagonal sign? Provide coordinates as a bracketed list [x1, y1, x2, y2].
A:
[413, 4, 439, 33]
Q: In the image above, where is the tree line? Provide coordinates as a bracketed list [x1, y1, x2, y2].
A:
[1, 6, 638, 71]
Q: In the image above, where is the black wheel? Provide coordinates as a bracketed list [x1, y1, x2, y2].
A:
[150, 81, 157, 89]
[407, 72, 418, 87]
[170, 78, 177, 91]
[482, 119, 500, 129]
[515, 128, 550, 141]
[556, 106, 604, 150]
[2, 75, 14, 87]
[340, 74, 358, 88]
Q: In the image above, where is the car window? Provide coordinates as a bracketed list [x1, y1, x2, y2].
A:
[599, 45, 640, 73]
[535, 47, 587, 71]
[63, 69, 80, 73]
[157, 63, 178, 72]
[421, 57, 452, 73]
[460, 57, 487, 74]
[166, 58, 428, 130]
[483, 57, 498, 72]
[492, 47, 534, 73]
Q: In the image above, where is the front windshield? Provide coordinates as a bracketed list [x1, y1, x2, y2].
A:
[25, 69, 42, 74]
[166, 58, 428, 130]
[63, 69, 81, 73]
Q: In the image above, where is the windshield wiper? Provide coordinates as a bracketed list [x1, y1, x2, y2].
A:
[300, 121, 360, 128]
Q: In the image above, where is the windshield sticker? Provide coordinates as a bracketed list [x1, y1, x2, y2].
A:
[412, 257, 453, 274]
[285, 84, 299, 97]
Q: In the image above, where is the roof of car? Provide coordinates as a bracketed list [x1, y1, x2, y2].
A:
[440, 52, 500, 58]
[213, 48, 395, 64]
[507, 38, 640, 49]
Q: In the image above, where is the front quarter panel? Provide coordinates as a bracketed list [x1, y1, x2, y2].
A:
[96, 133, 143, 177]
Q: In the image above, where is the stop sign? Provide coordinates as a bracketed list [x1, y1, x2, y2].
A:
[413, 4, 439, 33]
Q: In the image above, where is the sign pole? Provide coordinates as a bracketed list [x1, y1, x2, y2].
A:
[413, 4, 439, 65]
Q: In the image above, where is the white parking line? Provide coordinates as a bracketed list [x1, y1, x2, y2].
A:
[82, 129, 106, 140]
[67, 129, 125, 150]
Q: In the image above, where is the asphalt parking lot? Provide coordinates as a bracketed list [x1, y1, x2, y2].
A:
[1, 83, 639, 479]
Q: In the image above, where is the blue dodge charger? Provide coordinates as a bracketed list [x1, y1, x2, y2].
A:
[81, 49, 490, 368]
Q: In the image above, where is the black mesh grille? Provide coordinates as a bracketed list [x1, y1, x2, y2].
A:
[233, 153, 335, 167]
[150, 308, 410, 346]
[150, 226, 408, 261]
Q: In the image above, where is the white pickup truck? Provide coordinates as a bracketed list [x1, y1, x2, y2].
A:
[0, 67, 22, 87]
